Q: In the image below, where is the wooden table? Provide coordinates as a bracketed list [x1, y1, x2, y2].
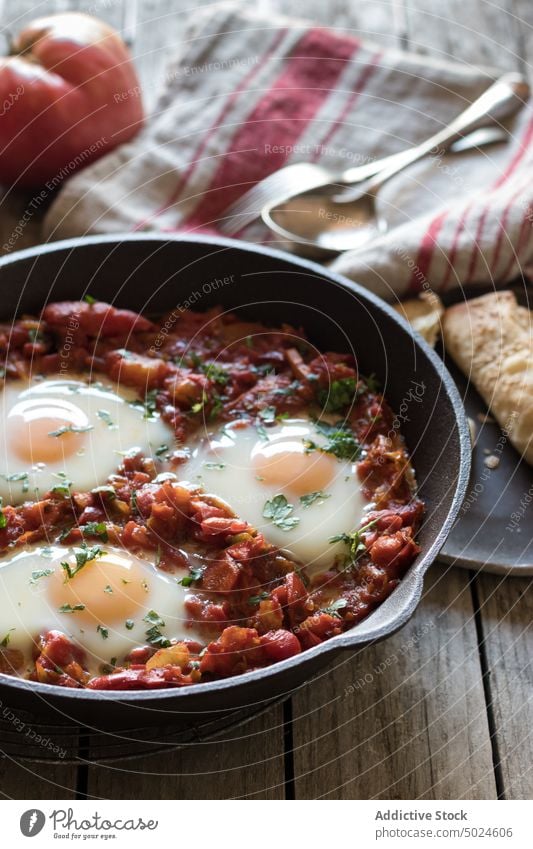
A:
[0, 0, 531, 800]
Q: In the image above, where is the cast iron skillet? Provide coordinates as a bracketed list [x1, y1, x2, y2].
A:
[0, 235, 470, 729]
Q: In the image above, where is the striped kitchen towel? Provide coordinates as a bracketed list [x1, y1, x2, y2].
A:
[42, 2, 533, 302]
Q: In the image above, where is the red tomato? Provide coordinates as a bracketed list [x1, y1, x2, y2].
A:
[0, 13, 144, 187]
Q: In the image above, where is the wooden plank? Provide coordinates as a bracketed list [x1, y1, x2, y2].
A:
[475, 573, 533, 800]
[84, 704, 286, 799]
[0, 757, 78, 799]
[0, 713, 79, 799]
[290, 565, 497, 799]
[406, 0, 533, 803]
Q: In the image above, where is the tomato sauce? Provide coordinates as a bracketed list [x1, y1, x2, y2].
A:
[0, 301, 423, 690]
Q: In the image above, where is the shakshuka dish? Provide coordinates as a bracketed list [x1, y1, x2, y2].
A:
[0, 299, 423, 691]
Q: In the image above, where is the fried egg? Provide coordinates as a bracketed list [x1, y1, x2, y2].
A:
[0, 375, 173, 504]
[0, 543, 201, 675]
[182, 417, 372, 573]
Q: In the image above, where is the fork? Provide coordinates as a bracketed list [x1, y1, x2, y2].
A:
[218, 133, 507, 237]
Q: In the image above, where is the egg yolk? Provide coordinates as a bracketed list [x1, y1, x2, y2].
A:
[6, 398, 91, 463]
[48, 553, 149, 626]
[252, 440, 337, 496]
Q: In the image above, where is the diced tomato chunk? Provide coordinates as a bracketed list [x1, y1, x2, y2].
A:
[87, 664, 195, 690]
[42, 301, 154, 336]
[202, 554, 241, 593]
[260, 629, 301, 662]
[369, 530, 420, 576]
[296, 613, 343, 650]
[200, 626, 262, 677]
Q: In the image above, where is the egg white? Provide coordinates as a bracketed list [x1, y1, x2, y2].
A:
[0, 543, 202, 676]
[182, 417, 372, 573]
[0, 375, 173, 504]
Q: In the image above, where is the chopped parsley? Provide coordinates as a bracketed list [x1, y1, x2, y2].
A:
[0, 497, 6, 529]
[178, 566, 204, 587]
[191, 394, 205, 415]
[248, 591, 270, 605]
[2, 472, 29, 494]
[299, 490, 331, 508]
[365, 373, 380, 393]
[104, 585, 113, 594]
[96, 409, 116, 429]
[263, 494, 300, 531]
[28, 327, 43, 344]
[329, 519, 377, 566]
[305, 420, 361, 462]
[191, 389, 225, 419]
[258, 406, 277, 423]
[84, 294, 96, 305]
[92, 485, 117, 501]
[322, 598, 348, 618]
[258, 404, 288, 423]
[80, 521, 109, 542]
[203, 362, 229, 386]
[253, 363, 275, 377]
[273, 380, 302, 397]
[129, 388, 158, 419]
[256, 422, 269, 442]
[97, 624, 109, 639]
[125, 619, 134, 630]
[317, 377, 358, 413]
[61, 542, 106, 582]
[48, 424, 94, 437]
[209, 393, 224, 420]
[155, 443, 170, 458]
[143, 610, 171, 648]
[1, 628, 15, 647]
[51, 472, 72, 497]
[144, 610, 164, 627]
[29, 568, 54, 585]
[204, 462, 225, 470]
[59, 603, 86, 613]
[188, 351, 202, 369]
[116, 348, 135, 360]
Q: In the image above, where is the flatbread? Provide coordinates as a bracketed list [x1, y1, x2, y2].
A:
[443, 291, 533, 465]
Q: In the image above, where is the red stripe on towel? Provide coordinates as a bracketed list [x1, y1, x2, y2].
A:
[491, 185, 530, 275]
[182, 27, 361, 230]
[439, 200, 475, 290]
[230, 50, 384, 240]
[499, 194, 533, 280]
[407, 208, 449, 294]
[310, 50, 384, 160]
[493, 109, 533, 189]
[464, 109, 533, 280]
[132, 27, 289, 231]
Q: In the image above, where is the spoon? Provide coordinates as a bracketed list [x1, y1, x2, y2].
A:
[262, 73, 529, 259]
